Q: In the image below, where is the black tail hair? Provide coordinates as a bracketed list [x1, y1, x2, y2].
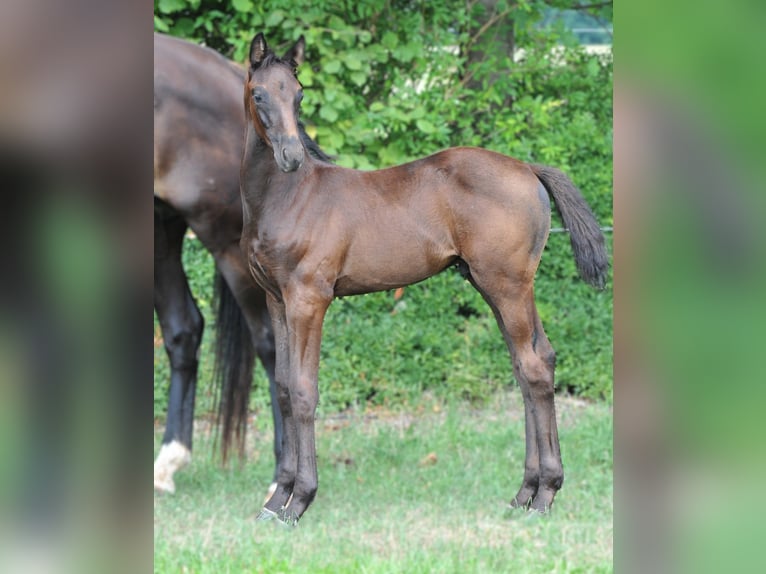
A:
[212, 270, 255, 463]
[531, 164, 609, 289]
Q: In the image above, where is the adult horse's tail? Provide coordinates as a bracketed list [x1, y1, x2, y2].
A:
[531, 164, 609, 289]
[213, 270, 255, 463]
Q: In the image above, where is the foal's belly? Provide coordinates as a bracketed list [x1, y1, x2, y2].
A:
[334, 233, 457, 296]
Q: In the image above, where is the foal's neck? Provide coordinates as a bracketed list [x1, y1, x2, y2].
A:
[242, 124, 307, 212]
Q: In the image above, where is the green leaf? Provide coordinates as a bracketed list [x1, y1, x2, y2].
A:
[369, 45, 389, 63]
[350, 72, 367, 86]
[265, 10, 284, 27]
[344, 55, 362, 71]
[416, 119, 435, 134]
[157, 0, 186, 14]
[231, 0, 253, 12]
[323, 60, 342, 74]
[369, 102, 385, 113]
[298, 66, 314, 87]
[324, 130, 345, 150]
[409, 107, 425, 120]
[231, 0, 253, 14]
[319, 106, 339, 123]
[171, 17, 196, 38]
[154, 16, 170, 33]
[378, 143, 406, 167]
[381, 31, 397, 50]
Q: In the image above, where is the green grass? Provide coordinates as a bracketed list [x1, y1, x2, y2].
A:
[154, 392, 612, 573]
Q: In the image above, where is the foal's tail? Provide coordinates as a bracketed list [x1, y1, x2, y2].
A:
[213, 270, 255, 463]
[531, 164, 609, 289]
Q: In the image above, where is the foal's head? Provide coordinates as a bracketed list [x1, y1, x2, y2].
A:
[246, 33, 306, 173]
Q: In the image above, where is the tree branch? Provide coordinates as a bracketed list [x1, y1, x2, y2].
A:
[571, 2, 612, 9]
[466, 8, 512, 50]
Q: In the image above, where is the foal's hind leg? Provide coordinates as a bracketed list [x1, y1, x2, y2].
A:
[470, 273, 563, 512]
[509, 309, 559, 510]
[154, 210, 203, 493]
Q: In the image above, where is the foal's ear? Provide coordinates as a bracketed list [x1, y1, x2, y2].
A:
[249, 33, 268, 70]
[283, 35, 305, 67]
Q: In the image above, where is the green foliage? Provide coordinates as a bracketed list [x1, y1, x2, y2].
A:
[153, 1, 613, 417]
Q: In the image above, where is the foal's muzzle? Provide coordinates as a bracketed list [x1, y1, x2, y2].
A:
[274, 136, 304, 172]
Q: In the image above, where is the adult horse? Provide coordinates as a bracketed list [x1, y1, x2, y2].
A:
[240, 33, 608, 525]
[153, 33, 329, 494]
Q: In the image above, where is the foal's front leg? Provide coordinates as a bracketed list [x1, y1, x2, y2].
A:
[277, 289, 330, 525]
[259, 294, 298, 519]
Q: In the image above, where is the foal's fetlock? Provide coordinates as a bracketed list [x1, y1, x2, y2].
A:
[264, 482, 293, 513]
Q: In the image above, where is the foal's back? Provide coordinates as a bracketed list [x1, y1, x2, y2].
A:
[301, 147, 551, 295]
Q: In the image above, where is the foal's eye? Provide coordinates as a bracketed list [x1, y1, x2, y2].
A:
[253, 93, 263, 104]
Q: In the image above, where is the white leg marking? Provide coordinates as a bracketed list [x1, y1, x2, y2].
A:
[154, 440, 191, 494]
[263, 482, 278, 505]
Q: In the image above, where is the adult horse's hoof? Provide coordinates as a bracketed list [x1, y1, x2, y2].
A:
[153, 441, 191, 495]
[154, 477, 176, 494]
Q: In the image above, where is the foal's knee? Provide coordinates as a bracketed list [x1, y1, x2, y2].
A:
[291, 378, 318, 423]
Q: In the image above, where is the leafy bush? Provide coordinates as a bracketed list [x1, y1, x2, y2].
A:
[153, 0, 613, 417]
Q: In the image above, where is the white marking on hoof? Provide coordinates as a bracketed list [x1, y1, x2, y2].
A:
[154, 440, 191, 494]
[263, 482, 278, 505]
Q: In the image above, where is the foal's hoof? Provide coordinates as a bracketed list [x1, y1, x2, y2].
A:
[528, 501, 552, 515]
[528, 489, 556, 514]
[508, 495, 532, 510]
[276, 508, 299, 529]
[255, 507, 279, 522]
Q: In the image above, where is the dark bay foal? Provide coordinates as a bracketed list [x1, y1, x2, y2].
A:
[153, 33, 330, 495]
[239, 33, 608, 525]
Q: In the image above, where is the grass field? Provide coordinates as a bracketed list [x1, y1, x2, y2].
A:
[154, 392, 612, 573]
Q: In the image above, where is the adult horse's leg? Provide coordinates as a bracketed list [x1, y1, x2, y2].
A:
[154, 208, 203, 493]
[470, 271, 562, 513]
[252, 299, 282, 502]
[214, 247, 283, 498]
[272, 287, 330, 525]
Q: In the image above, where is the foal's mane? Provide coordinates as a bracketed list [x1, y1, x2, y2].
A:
[250, 51, 299, 77]
[298, 121, 333, 163]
